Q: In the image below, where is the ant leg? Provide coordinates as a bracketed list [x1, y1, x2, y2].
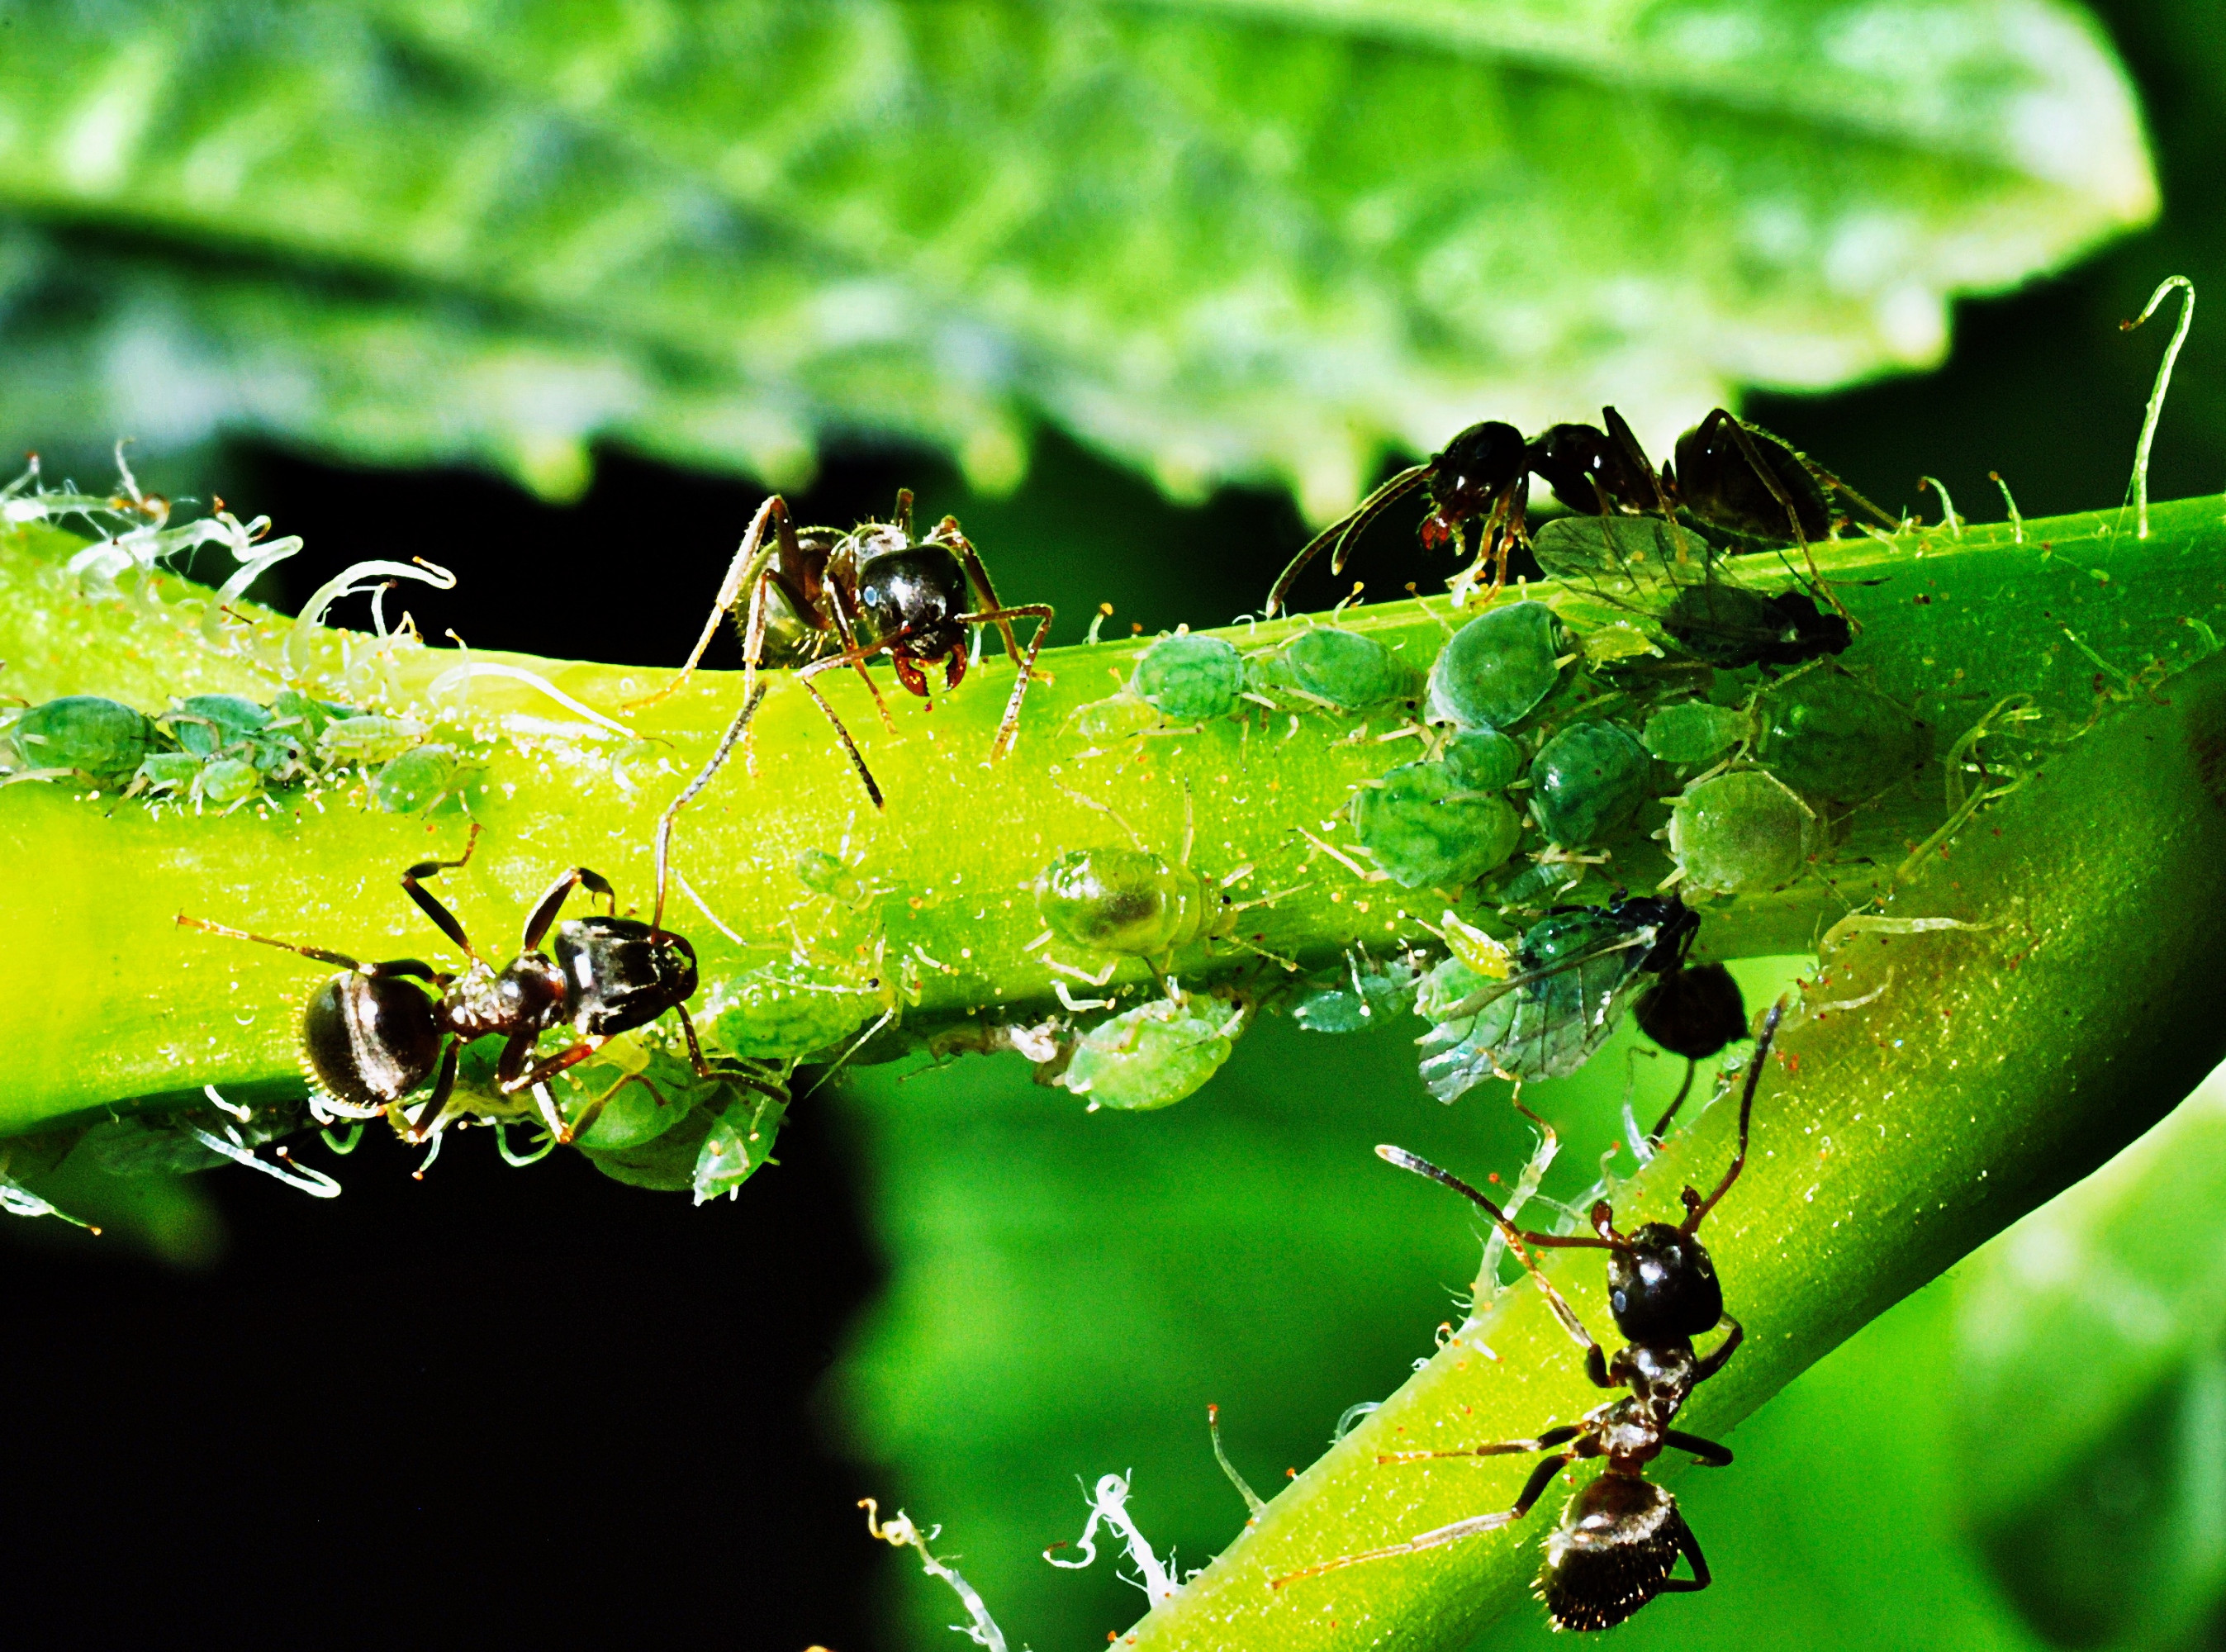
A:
[520, 866, 616, 952]
[950, 528, 1027, 670]
[403, 1040, 460, 1142]
[1659, 1521, 1713, 1594]
[1683, 999, 1785, 1232]
[1377, 1421, 1588, 1465]
[797, 652, 890, 809]
[401, 823, 486, 960]
[1695, 1314, 1744, 1380]
[567, 1070, 668, 1144]
[1271, 1450, 1576, 1588]
[176, 914, 362, 972]
[1648, 1058, 1700, 1144]
[1714, 413, 1852, 623]
[1804, 459, 1898, 529]
[1376, 1146, 1615, 1388]
[1662, 1429, 1734, 1467]
[819, 546, 898, 732]
[672, 997, 714, 1077]
[962, 602, 1055, 761]
[624, 495, 795, 712]
[651, 681, 768, 933]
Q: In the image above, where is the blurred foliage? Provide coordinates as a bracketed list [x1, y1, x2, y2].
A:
[0, 0, 2152, 515]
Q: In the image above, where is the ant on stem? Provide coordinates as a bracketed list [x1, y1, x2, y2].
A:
[1275, 1000, 1785, 1631]
[625, 490, 1051, 809]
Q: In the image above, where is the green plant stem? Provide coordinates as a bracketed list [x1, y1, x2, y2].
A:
[2, 500, 2224, 1133]
[1128, 642, 2226, 1649]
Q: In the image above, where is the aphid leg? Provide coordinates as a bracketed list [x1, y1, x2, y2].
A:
[1683, 997, 1785, 1232]
[624, 494, 795, 712]
[1271, 1450, 1576, 1588]
[1662, 1429, 1734, 1467]
[1376, 1421, 1587, 1465]
[651, 681, 768, 933]
[403, 1040, 460, 1142]
[520, 865, 616, 952]
[1376, 1146, 1616, 1388]
[1659, 1522, 1713, 1594]
[401, 822, 486, 960]
[797, 653, 890, 809]
[965, 602, 1055, 761]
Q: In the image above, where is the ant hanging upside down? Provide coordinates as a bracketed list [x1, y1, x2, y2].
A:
[1275, 1000, 1786, 1632]
[1262, 408, 1892, 621]
[178, 824, 777, 1146]
[625, 489, 1052, 809]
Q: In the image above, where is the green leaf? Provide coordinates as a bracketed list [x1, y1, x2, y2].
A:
[0, 0, 2157, 506]
[1950, 1069, 2226, 1648]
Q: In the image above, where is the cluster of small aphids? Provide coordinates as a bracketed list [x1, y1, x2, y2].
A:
[0, 689, 481, 815]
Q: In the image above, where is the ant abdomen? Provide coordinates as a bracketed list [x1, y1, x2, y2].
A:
[302, 975, 444, 1108]
[1536, 1475, 1695, 1632]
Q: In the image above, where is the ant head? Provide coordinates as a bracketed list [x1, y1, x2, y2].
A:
[1422, 420, 1527, 544]
[1605, 1220, 1723, 1344]
[856, 543, 971, 662]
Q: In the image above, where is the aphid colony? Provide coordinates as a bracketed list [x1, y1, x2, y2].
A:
[0, 687, 477, 815]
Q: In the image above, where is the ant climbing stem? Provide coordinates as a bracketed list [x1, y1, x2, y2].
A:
[1278, 999, 1787, 1630]
[623, 488, 1052, 809]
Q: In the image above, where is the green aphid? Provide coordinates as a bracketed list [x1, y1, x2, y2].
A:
[1425, 601, 1568, 731]
[4, 695, 160, 785]
[1441, 728, 1524, 791]
[1066, 693, 1160, 741]
[1064, 995, 1244, 1110]
[129, 751, 205, 799]
[580, 1104, 720, 1192]
[554, 1039, 710, 1151]
[796, 847, 866, 904]
[1669, 769, 1818, 895]
[1641, 700, 1754, 767]
[197, 757, 265, 806]
[1131, 632, 1243, 719]
[1527, 721, 1653, 847]
[1036, 845, 1225, 956]
[1754, 672, 1925, 801]
[1350, 760, 1522, 888]
[1248, 625, 1414, 711]
[373, 744, 480, 815]
[711, 971, 873, 1062]
[169, 694, 271, 758]
[268, 689, 353, 746]
[692, 1089, 789, 1203]
[1293, 950, 1427, 1033]
[319, 714, 428, 767]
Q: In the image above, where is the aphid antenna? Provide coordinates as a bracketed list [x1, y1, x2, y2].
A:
[801, 1008, 896, 1100]
[1052, 781, 1151, 855]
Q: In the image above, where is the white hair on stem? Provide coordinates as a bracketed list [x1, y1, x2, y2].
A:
[859, 1499, 1011, 1652]
[1043, 1472, 1180, 1607]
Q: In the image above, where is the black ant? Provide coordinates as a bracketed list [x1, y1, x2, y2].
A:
[178, 824, 771, 1145]
[1275, 1000, 1784, 1632]
[1264, 406, 1891, 626]
[624, 489, 1051, 809]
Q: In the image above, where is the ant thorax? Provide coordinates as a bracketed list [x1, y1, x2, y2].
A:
[441, 952, 564, 1041]
[1609, 1341, 1702, 1425]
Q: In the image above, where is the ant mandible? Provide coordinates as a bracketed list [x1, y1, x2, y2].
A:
[1263, 407, 1892, 620]
[624, 489, 1052, 809]
[1275, 1000, 1785, 1632]
[178, 824, 771, 1146]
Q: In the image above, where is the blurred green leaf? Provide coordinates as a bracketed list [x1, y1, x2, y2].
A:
[1951, 1068, 2226, 1649]
[0, 0, 2156, 507]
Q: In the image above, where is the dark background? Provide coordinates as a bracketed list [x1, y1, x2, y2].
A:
[6, 4, 2224, 1646]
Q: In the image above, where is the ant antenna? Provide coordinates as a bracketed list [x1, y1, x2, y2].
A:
[1683, 995, 1786, 1233]
[176, 914, 363, 973]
